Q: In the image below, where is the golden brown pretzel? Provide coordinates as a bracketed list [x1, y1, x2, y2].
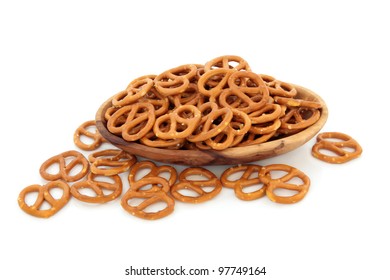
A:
[153, 104, 201, 139]
[107, 102, 155, 141]
[187, 102, 233, 143]
[170, 167, 222, 203]
[112, 76, 154, 107]
[280, 107, 320, 130]
[121, 178, 175, 220]
[18, 180, 70, 218]
[259, 164, 310, 204]
[154, 64, 197, 96]
[88, 149, 137, 176]
[39, 150, 89, 182]
[311, 132, 362, 163]
[274, 96, 322, 109]
[267, 80, 297, 98]
[71, 173, 122, 203]
[197, 68, 236, 98]
[220, 164, 263, 188]
[73, 120, 106, 151]
[204, 55, 251, 72]
[128, 161, 177, 190]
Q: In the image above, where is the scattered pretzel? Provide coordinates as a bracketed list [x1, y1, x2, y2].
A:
[170, 167, 222, 203]
[121, 178, 175, 220]
[39, 150, 89, 182]
[311, 132, 362, 163]
[71, 172, 123, 203]
[88, 149, 137, 176]
[18, 180, 70, 218]
[259, 164, 310, 204]
[73, 120, 106, 151]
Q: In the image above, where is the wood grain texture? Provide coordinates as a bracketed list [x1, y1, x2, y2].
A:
[96, 85, 328, 166]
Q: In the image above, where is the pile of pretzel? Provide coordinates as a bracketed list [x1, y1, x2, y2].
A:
[104, 55, 323, 150]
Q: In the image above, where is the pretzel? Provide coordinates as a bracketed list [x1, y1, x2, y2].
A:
[221, 164, 263, 188]
[139, 88, 169, 116]
[197, 68, 236, 98]
[153, 104, 201, 139]
[274, 96, 322, 109]
[311, 132, 362, 163]
[280, 107, 320, 130]
[219, 71, 270, 113]
[39, 150, 89, 182]
[259, 164, 310, 204]
[154, 64, 197, 96]
[71, 173, 122, 203]
[237, 130, 276, 146]
[112, 76, 154, 107]
[107, 102, 155, 141]
[140, 130, 186, 149]
[170, 167, 222, 203]
[204, 55, 251, 72]
[128, 161, 177, 191]
[267, 80, 297, 98]
[187, 102, 233, 143]
[73, 120, 106, 151]
[18, 180, 70, 218]
[248, 104, 282, 124]
[121, 178, 175, 220]
[88, 149, 137, 176]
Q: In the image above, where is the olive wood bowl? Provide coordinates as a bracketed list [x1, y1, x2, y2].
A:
[96, 85, 328, 166]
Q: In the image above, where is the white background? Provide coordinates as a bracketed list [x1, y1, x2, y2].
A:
[1, 0, 389, 279]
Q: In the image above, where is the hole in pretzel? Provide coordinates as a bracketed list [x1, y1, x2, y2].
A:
[177, 188, 200, 197]
[49, 187, 64, 200]
[142, 201, 168, 213]
[272, 188, 299, 197]
[38, 200, 53, 211]
[78, 188, 98, 197]
[126, 197, 147, 207]
[68, 163, 85, 177]
[240, 183, 264, 194]
[24, 191, 39, 207]
[45, 162, 60, 175]
[79, 134, 95, 145]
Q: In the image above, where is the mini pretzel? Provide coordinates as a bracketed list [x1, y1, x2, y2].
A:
[154, 64, 197, 96]
[107, 102, 155, 141]
[197, 68, 236, 98]
[259, 164, 310, 204]
[153, 104, 201, 139]
[170, 167, 222, 203]
[18, 180, 70, 218]
[267, 80, 297, 98]
[280, 107, 320, 130]
[112, 76, 154, 107]
[71, 173, 122, 203]
[73, 120, 106, 151]
[88, 149, 137, 176]
[204, 55, 251, 72]
[311, 132, 362, 163]
[221, 164, 263, 188]
[187, 102, 233, 143]
[121, 179, 175, 220]
[39, 150, 89, 182]
[274, 96, 322, 109]
[128, 161, 177, 191]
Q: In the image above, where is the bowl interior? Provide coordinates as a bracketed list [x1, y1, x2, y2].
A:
[96, 85, 328, 166]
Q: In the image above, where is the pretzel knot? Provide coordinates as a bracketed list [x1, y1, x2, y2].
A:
[18, 180, 70, 218]
[154, 64, 198, 96]
[107, 102, 155, 141]
[39, 150, 89, 182]
[121, 177, 175, 220]
[73, 120, 106, 151]
[88, 149, 137, 176]
[311, 132, 362, 163]
[153, 104, 201, 140]
[204, 55, 251, 72]
[170, 167, 222, 203]
[71, 173, 123, 203]
[259, 164, 310, 204]
[112, 75, 155, 107]
[128, 161, 177, 191]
